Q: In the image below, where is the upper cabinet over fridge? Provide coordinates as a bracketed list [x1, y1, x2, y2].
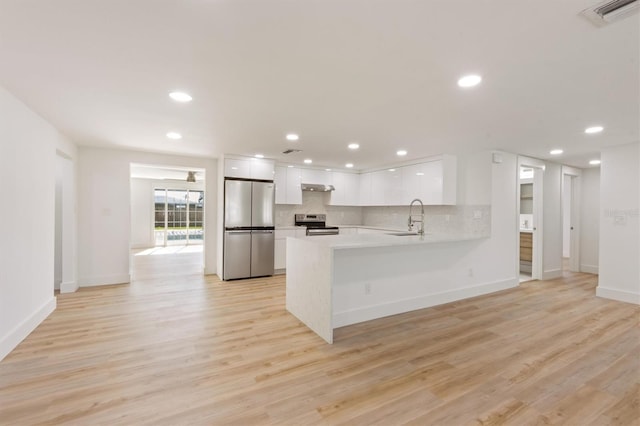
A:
[224, 156, 275, 181]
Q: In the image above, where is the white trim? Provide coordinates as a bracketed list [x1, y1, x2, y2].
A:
[596, 287, 640, 305]
[333, 278, 518, 328]
[580, 264, 599, 274]
[79, 274, 130, 287]
[60, 281, 78, 293]
[274, 268, 286, 275]
[542, 269, 562, 280]
[0, 297, 56, 362]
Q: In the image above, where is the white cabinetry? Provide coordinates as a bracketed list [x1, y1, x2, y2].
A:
[299, 169, 331, 185]
[400, 156, 456, 205]
[359, 173, 373, 206]
[274, 229, 306, 271]
[329, 172, 360, 206]
[224, 157, 275, 180]
[274, 166, 302, 205]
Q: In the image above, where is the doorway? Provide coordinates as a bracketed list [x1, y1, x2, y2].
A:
[54, 152, 77, 293]
[518, 158, 544, 283]
[129, 164, 205, 280]
[562, 166, 581, 274]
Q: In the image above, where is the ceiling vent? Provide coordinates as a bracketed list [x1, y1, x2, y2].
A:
[580, 0, 639, 26]
[282, 149, 302, 155]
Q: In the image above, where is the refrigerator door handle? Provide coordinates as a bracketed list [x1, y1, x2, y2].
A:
[226, 230, 252, 233]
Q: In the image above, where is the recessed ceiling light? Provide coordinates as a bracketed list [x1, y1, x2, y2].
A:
[396, 150, 407, 156]
[304, 159, 312, 164]
[286, 133, 300, 141]
[348, 143, 360, 150]
[168, 91, 192, 102]
[550, 149, 563, 155]
[457, 74, 482, 88]
[345, 163, 354, 168]
[287, 165, 294, 168]
[166, 132, 182, 140]
[589, 159, 601, 165]
[325, 168, 332, 171]
[255, 154, 264, 158]
[416, 172, 425, 176]
[388, 169, 396, 172]
[585, 126, 604, 134]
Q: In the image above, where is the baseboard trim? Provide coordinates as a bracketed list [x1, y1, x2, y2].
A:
[542, 269, 562, 280]
[60, 281, 78, 293]
[596, 287, 640, 305]
[274, 268, 286, 276]
[79, 274, 130, 287]
[580, 264, 599, 274]
[0, 297, 56, 362]
[333, 278, 518, 328]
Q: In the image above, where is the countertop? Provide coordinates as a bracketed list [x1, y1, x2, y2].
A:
[519, 229, 533, 234]
[276, 225, 407, 231]
[288, 232, 487, 250]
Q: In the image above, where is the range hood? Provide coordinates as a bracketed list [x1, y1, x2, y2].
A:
[301, 183, 335, 192]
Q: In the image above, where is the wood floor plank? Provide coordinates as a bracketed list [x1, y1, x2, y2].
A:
[1, 255, 638, 425]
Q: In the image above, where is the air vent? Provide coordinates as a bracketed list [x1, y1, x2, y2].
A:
[282, 149, 302, 155]
[580, 0, 639, 26]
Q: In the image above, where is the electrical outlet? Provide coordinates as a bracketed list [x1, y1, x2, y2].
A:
[473, 210, 482, 219]
[364, 283, 372, 295]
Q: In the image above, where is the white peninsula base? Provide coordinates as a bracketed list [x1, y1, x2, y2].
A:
[286, 233, 513, 343]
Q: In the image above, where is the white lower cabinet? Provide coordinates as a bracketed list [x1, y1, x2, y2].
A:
[274, 229, 303, 272]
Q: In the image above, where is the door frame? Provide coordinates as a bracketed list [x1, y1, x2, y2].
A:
[517, 156, 545, 281]
[562, 166, 582, 272]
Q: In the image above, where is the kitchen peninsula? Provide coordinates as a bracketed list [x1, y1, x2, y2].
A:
[286, 231, 492, 343]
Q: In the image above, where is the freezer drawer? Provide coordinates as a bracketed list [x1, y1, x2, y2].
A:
[223, 230, 251, 280]
[251, 230, 275, 277]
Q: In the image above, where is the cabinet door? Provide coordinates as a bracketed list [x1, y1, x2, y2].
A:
[329, 172, 346, 205]
[359, 173, 372, 206]
[299, 168, 330, 185]
[420, 160, 444, 205]
[344, 172, 360, 206]
[386, 168, 403, 205]
[274, 166, 287, 204]
[370, 171, 386, 206]
[251, 158, 275, 180]
[286, 167, 302, 204]
[225, 158, 251, 178]
[274, 238, 286, 270]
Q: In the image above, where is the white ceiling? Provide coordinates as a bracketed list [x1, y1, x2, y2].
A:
[0, 0, 638, 170]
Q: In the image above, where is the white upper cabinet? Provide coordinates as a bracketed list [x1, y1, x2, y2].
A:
[274, 166, 287, 204]
[285, 167, 302, 205]
[274, 166, 302, 205]
[401, 156, 456, 205]
[359, 173, 373, 206]
[299, 168, 331, 185]
[224, 157, 275, 180]
[329, 172, 360, 206]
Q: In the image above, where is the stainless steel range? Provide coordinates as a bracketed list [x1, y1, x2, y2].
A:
[295, 214, 339, 236]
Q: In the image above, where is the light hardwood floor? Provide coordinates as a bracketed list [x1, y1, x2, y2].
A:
[1, 267, 638, 425]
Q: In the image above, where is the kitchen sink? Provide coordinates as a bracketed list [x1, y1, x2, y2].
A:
[386, 232, 419, 236]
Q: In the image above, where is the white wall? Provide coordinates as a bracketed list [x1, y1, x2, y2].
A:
[78, 147, 218, 286]
[597, 142, 639, 304]
[0, 86, 77, 361]
[580, 167, 600, 273]
[542, 162, 563, 279]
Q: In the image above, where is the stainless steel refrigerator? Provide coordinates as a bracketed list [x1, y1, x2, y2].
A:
[223, 179, 275, 280]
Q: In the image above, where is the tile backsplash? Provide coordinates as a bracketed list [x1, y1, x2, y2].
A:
[275, 191, 491, 237]
[275, 191, 363, 226]
[363, 205, 491, 236]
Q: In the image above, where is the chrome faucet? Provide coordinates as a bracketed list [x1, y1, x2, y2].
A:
[408, 198, 425, 236]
